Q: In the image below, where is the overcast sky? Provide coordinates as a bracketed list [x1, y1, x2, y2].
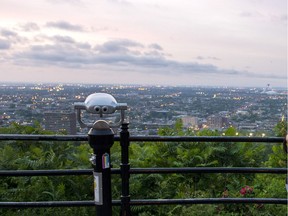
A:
[0, 0, 287, 87]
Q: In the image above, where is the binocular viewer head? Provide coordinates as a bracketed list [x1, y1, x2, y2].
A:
[74, 93, 127, 128]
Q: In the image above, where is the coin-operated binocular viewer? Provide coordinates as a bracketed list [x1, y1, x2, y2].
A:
[74, 93, 127, 216]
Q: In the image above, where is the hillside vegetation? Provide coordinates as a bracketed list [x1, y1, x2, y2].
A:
[0, 120, 287, 215]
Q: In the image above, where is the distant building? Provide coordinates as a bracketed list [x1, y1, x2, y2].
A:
[151, 110, 170, 119]
[181, 116, 198, 128]
[238, 123, 258, 131]
[261, 84, 278, 95]
[44, 112, 76, 134]
[207, 115, 229, 129]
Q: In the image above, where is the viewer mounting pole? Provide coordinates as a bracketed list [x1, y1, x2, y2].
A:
[88, 120, 114, 216]
[120, 122, 132, 216]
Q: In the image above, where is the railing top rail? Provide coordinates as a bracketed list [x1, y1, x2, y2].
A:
[0, 134, 88, 141]
[128, 136, 284, 143]
[0, 134, 284, 143]
[0, 167, 286, 177]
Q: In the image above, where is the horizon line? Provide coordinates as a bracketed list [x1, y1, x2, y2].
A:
[0, 81, 287, 90]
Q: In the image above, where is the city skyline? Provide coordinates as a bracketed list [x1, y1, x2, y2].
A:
[0, 0, 287, 88]
[0, 83, 286, 135]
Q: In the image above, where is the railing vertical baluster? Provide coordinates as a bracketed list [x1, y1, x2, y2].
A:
[120, 122, 132, 215]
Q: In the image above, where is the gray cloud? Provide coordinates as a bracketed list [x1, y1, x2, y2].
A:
[196, 56, 221, 61]
[148, 43, 163, 50]
[11, 38, 284, 79]
[18, 22, 40, 32]
[1, 29, 18, 37]
[0, 39, 11, 49]
[52, 35, 91, 49]
[95, 39, 143, 54]
[239, 10, 287, 24]
[46, 21, 85, 32]
[0, 28, 25, 45]
[14, 44, 93, 69]
[52, 35, 76, 44]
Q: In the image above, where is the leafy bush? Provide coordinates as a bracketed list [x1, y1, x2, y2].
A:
[0, 120, 286, 215]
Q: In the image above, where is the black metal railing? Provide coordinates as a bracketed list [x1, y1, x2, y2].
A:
[0, 131, 287, 214]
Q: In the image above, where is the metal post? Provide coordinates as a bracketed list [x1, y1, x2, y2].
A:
[120, 122, 132, 216]
[88, 120, 114, 216]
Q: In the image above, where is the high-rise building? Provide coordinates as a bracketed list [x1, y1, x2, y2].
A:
[181, 116, 198, 128]
[44, 112, 77, 134]
[207, 115, 229, 129]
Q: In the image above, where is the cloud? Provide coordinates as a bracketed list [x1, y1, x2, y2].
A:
[52, 35, 76, 43]
[0, 28, 25, 45]
[52, 35, 91, 49]
[95, 39, 143, 54]
[196, 56, 221, 61]
[239, 10, 287, 24]
[10, 38, 284, 80]
[0, 39, 11, 49]
[46, 21, 85, 32]
[0, 29, 18, 37]
[14, 44, 92, 69]
[18, 22, 40, 32]
[148, 43, 163, 50]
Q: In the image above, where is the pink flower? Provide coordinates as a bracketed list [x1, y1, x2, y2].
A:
[240, 186, 253, 195]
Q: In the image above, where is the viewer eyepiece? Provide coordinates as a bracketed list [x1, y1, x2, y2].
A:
[74, 93, 127, 129]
